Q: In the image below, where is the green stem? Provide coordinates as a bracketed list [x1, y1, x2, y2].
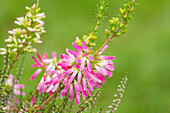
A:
[95, 0, 134, 56]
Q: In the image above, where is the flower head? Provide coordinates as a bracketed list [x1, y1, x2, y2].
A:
[6, 74, 25, 96]
[30, 52, 63, 94]
[49, 41, 115, 104]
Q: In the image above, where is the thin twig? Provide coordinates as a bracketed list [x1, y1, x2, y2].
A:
[95, 0, 134, 56]
[33, 86, 65, 113]
[7, 0, 40, 76]
[28, 90, 38, 101]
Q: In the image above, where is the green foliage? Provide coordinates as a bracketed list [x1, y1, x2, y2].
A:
[108, 0, 135, 38]
[0, 4, 45, 59]
[75, 0, 108, 47]
[0, 49, 9, 113]
[76, 88, 101, 113]
[0, 0, 136, 112]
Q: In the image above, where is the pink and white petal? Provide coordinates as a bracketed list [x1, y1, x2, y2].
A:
[53, 76, 64, 86]
[46, 63, 53, 72]
[52, 83, 59, 92]
[95, 65, 107, 75]
[83, 77, 88, 90]
[87, 81, 94, 92]
[47, 84, 54, 93]
[52, 52, 57, 60]
[95, 82, 102, 88]
[43, 52, 48, 59]
[62, 87, 69, 96]
[37, 54, 42, 62]
[57, 63, 71, 66]
[66, 49, 79, 57]
[74, 64, 80, 69]
[81, 90, 87, 100]
[14, 96, 19, 105]
[103, 60, 114, 64]
[49, 76, 58, 85]
[76, 91, 80, 104]
[79, 58, 86, 71]
[88, 55, 93, 61]
[36, 77, 44, 90]
[32, 64, 39, 67]
[72, 42, 82, 53]
[30, 69, 42, 80]
[31, 96, 35, 106]
[63, 69, 74, 75]
[69, 84, 74, 100]
[105, 64, 115, 71]
[93, 72, 106, 83]
[99, 56, 115, 60]
[82, 41, 88, 51]
[90, 74, 102, 83]
[74, 82, 81, 92]
[77, 71, 82, 83]
[14, 89, 23, 95]
[86, 87, 92, 96]
[14, 84, 25, 89]
[43, 59, 53, 63]
[87, 59, 92, 71]
[76, 59, 82, 63]
[103, 67, 113, 78]
[69, 70, 78, 83]
[32, 56, 42, 67]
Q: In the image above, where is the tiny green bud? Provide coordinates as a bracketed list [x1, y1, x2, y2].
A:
[124, 14, 127, 18]
[36, 8, 41, 13]
[105, 29, 110, 34]
[31, 4, 36, 9]
[115, 18, 119, 22]
[111, 27, 115, 31]
[89, 33, 97, 40]
[75, 37, 82, 45]
[124, 4, 128, 8]
[83, 35, 87, 40]
[109, 19, 114, 24]
[25, 6, 31, 11]
[100, 6, 104, 10]
[97, 13, 102, 19]
[116, 32, 121, 37]
[120, 8, 124, 14]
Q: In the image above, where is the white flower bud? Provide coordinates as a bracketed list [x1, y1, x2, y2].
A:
[14, 21, 21, 25]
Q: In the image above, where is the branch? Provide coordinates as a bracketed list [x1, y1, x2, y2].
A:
[33, 86, 65, 113]
[95, 0, 134, 56]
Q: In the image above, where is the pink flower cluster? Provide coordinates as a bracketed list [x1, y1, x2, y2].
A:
[30, 41, 115, 104]
[6, 74, 25, 96]
[5, 74, 25, 107]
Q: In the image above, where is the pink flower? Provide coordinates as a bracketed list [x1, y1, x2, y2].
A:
[31, 96, 35, 106]
[6, 74, 25, 96]
[49, 41, 115, 104]
[30, 52, 63, 94]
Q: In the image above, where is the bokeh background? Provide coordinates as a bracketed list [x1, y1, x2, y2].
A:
[0, 0, 170, 113]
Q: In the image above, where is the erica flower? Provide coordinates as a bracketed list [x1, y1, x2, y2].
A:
[30, 52, 62, 94]
[6, 74, 25, 96]
[4, 74, 25, 111]
[49, 41, 115, 104]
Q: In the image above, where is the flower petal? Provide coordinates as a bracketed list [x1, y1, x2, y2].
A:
[30, 69, 42, 80]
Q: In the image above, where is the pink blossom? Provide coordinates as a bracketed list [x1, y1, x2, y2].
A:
[30, 52, 63, 94]
[49, 41, 115, 104]
[6, 74, 25, 96]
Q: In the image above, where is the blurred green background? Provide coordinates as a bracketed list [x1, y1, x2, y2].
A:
[0, 0, 170, 113]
